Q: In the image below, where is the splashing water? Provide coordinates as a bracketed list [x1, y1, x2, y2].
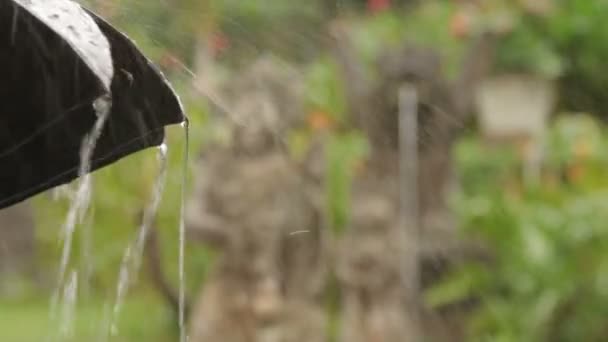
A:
[105, 141, 169, 340]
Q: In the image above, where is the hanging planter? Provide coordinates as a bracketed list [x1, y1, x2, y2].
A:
[0, 0, 185, 209]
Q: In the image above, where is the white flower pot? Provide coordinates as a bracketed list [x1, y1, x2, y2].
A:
[475, 74, 555, 140]
[475, 74, 556, 185]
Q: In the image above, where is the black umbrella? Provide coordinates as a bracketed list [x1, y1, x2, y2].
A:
[0, 0, 186, 209]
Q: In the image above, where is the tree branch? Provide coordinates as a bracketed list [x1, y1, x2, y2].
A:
[144, 224, 191, 320]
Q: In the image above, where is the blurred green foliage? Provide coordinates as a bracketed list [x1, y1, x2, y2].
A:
[305, 58, 348, 123]
[480, 0, 608, 113]
[325, 133, 369, 234]
[12, 0, 608, 341]
[215, 1, 325, 64]
[428, 115, 608, 341]
[0, 296, 175, 342]
[546, 0, 608, 115]
[494, 16, 563, 79]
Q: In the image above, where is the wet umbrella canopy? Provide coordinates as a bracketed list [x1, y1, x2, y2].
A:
[0, 0, 185, 209]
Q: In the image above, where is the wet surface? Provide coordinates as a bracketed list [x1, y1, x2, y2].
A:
[0, 0, 185, 209]
[13, 0, 113, 90]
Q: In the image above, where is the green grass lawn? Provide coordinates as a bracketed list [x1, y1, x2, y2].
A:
[0, 295, 177, 342]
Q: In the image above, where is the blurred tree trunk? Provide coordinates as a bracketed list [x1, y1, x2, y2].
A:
[0, 202, 37, 296]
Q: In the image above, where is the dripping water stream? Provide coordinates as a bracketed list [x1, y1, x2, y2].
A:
[105, 141, 169, 340]
[50, 95, 112, 328]
[50, 95, 112, 340]
[179, 118, 190, 342]
[48, 94, 190, 341]
[58, 271, 78, 340]
[102, 117, 190, 341]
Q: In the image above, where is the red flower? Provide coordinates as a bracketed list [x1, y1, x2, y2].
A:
[449, 10, 472, 39]
[210, 31, 230, 57]
[368, 0, 391, 13]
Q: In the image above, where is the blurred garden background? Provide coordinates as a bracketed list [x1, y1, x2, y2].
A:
[3, 0, 608, 341]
